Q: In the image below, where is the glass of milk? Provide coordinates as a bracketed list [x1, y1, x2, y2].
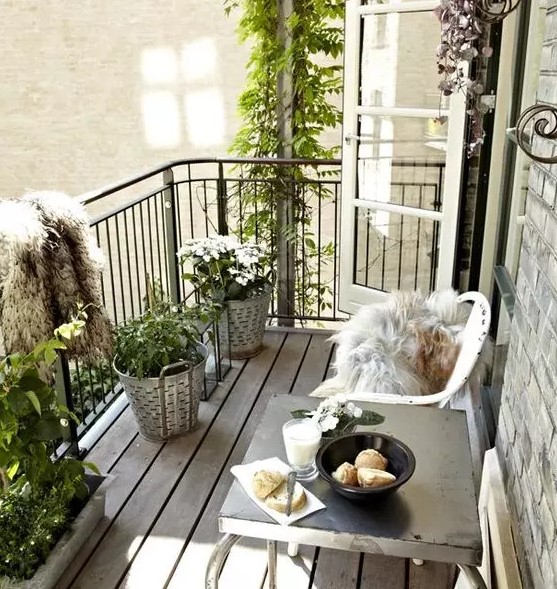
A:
[282, 418, 322, 481]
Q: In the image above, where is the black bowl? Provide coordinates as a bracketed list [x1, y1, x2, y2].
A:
[316, 432, 416, 501]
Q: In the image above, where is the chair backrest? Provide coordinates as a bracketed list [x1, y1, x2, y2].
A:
[347, 291, 491, 406]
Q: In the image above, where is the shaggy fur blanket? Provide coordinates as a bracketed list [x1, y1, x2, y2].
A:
[311, 289, 490, 398]
[0, 191, 113, 361]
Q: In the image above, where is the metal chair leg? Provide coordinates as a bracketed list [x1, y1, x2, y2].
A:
[287, 542, 299, 557]
[205, 533, 241, 589]
[457, 564, 488, 589]
[267, 539, 278, 589]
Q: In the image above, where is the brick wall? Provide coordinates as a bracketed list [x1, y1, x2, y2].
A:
[496, 4, 557, 586]
[0, 0, 250, 198]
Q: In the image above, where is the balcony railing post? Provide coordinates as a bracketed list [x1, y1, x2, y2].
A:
[55, 353, 82, 458]
[217, 162, 229, 236]
[276, 170, 296, 326]
[163, 168, 181, 303]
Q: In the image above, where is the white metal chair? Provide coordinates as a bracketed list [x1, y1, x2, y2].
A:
[345, 291, 491, 408]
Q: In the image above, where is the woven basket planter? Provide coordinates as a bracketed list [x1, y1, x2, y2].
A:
[218, 288, 271, 360]
[114, 342, 208, 442]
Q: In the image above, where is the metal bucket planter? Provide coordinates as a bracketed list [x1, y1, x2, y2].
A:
[114, 342, 208, 442]
[218, 287, 271, 360]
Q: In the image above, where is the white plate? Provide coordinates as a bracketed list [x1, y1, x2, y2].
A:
[230, 457, 326, 526]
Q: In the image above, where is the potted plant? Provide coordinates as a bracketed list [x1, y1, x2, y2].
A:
[291, 394, 385, 439]
[178, 235, 272, 359]
[113, 301, 208, 442]
[0, 312, 106, 589]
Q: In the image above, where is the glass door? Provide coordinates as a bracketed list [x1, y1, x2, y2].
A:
[339, 0, 467, 314]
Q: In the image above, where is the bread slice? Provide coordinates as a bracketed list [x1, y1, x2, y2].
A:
[357, 467, 396, 488]
[252, 470, 286, 499]
[265, 481, 307, 513]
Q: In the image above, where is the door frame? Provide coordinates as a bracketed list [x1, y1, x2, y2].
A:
[339, 0, 467, 314]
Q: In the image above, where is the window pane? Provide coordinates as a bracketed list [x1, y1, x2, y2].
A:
[354, 206, 440, 292]
[361, 11, 446, 110]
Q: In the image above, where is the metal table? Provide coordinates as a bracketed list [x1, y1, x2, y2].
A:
[206, 395, 487, 589]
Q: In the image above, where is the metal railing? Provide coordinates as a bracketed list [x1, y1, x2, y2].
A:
[61, 156, 444, 449]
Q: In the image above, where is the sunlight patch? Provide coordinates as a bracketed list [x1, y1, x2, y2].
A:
[184, 89, 225, 147]
[181, 38, 218, 83]
[142, 91, 181, 149]
[141, 47, 178, 85]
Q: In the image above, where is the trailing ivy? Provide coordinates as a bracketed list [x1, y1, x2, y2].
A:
[224, 0, 344, 320]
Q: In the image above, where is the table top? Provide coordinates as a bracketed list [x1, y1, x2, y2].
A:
[219, 395, 482, 566]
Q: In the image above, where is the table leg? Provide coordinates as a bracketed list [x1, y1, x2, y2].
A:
[267, 539, 278, 589]
[287, 542, 299, 557]
[205, 533, 241, 589]
[457, 564, 488, 589]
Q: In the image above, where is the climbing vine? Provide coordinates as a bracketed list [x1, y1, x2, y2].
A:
[224, 0, 344, 320]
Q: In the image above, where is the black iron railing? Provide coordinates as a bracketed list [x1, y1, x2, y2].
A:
[61, 157, 444, 449]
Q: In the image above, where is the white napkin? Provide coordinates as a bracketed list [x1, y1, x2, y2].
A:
[230, 457, 326, 526]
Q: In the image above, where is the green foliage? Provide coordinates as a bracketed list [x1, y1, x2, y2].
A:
[0, 311, 100, 580]
[69, 359, 117, 422]
[225, 0, 344, 160]
[224, 0, 344, 319]
[114, 302, 205, 379]
[0, 484, 71, 580]
[0, 311, 92, 496]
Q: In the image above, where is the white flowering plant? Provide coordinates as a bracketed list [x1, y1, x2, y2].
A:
[291, 393, 384, 438]
[177, 235, 272, 303]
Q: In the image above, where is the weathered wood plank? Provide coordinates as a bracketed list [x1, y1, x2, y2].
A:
[274, 332, 333, 583]
[290, 332, 334, 397]
[165, 332, 311, 589]
[274, 543, 316, 588]
[311, 548, 360, 589]
[116, 332, 293, 588]
[215, 333, 313, 588]
[359, 554, 406, 589]
[84, 406, 138, 473]
[61, 352, 251, 589]
[408, 560, 456, 589]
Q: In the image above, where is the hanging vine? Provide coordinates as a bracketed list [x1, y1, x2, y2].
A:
[224, 0, 344, 319]
[434, 0, 495, 157]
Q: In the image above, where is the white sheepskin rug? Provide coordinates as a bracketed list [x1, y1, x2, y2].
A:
[310, 289, 491, 398]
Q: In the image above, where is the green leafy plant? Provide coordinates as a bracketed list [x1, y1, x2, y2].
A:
[224, 0, 343, 319]
[69, 359, 117, 422]
[178, 235, 271, 303]
[0, 310, 98, 496]
[114, 302, 205, 379]
[0, 311, 101, 581]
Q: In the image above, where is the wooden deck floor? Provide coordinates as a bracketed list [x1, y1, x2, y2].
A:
[56, 329, 456, 589]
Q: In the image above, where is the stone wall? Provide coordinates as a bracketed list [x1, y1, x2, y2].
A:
[496, 3, 557, 586]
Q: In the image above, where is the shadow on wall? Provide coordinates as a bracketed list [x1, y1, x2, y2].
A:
[0, 0, 248, 198]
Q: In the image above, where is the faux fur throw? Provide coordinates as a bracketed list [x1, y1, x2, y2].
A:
[0, 191, 113, 361]
[311, 289, 491, 398]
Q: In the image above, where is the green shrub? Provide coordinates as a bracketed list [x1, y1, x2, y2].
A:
[0, 483, 71, 580]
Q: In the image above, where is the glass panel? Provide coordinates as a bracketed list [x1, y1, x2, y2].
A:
[356, 115, 446, 211]
[361, 11, 447, 109]
[353, 206, 439, 292]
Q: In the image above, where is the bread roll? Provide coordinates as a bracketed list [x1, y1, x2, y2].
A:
[252, 470, 286, 499]
[354, 449, 388, 471]
[265, 481, 307, 513]
[357, 467, 396, 488]
[332, 462, 359, 486]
